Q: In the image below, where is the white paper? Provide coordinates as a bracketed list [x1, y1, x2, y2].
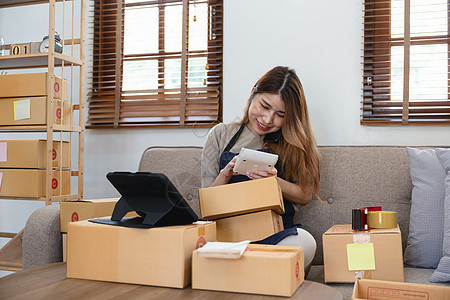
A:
[197, 240, 251, 259]
[14, 99, 31, 120]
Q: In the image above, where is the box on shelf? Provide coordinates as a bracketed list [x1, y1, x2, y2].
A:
[352, 279, 450, 300]
[199, 177, 284, 220]
[62, 233, 67, 262]
[192, 244, 304, 297]
[216, 210, 283, 242]
[0, 140, 69, 169]
[67, 220, 216, 288]
[0, 73, 69, 101]
[60, 198, 139, 233]
[323, 224, 404, 283]
[0, 97, 72, 126]
[0, 169, 70, 198]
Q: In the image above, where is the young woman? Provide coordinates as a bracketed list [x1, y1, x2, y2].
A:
[201, 66, 321, 271]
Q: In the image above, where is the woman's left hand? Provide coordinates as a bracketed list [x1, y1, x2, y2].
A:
[246, 167, 277, 179]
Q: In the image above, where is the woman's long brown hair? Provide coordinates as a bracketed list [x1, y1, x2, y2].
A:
[240, 66, 322, 201]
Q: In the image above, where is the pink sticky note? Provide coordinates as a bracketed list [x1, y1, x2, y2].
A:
[0, 142, 6, 162]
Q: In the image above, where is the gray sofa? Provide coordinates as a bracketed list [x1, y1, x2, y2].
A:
[22, 146, 449, 299]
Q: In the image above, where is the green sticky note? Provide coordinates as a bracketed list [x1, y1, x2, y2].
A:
[346, 243, 376, 271]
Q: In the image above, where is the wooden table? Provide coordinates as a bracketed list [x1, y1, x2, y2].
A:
[0, 263, 343, 300]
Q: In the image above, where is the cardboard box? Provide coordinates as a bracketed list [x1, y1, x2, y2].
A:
[192, 244, 304, 297]
[216, 210, 284, 242]
[62, 233, 67, 262]
[352, 279, 450, 300]
[0, 169, 70, 198]
[199, 177, 284, 220]
[323, 224, 404, 283]
[0, 73, 69, 100]
[0, 97, 72, 126]
[67, 220, 216, 288]
[0, 140, 69, 169]
[60, 198, 139, 233]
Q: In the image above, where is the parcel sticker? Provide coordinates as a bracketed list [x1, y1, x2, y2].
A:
[14, 99, 31, 120]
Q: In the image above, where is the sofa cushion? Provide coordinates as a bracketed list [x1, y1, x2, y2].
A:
[430, 148, 450, 282]
[404, 148, 445, 268]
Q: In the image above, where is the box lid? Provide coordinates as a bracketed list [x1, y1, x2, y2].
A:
[324, 224, 400, 235]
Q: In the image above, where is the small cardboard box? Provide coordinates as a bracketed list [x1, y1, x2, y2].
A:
[0, 97, 72, 126]
[67, 220, 216, 288]
[199, 177, 284, 220]
[192, 244, 304, 297]
[0, 73, 69, 100]
[0, 169, 70, 198]
[352, 279, 450, 300]
[323, 224, 404, 283]
[216, 210, 284, 242]
[60, 198, 136, 233]
[0, 140, 69, 169]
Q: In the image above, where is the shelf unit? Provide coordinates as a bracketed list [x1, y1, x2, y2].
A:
[0, 0, 85, 272]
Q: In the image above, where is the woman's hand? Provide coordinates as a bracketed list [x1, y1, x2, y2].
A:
[246, 167, 278, 180]
[209, 155, 238, 187]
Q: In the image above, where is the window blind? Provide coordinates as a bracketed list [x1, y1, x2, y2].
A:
[87, 0, 223, 128]
[362, 0, 450, 125]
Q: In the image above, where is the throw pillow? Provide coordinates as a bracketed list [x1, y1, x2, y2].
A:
[430, 148, 450, 282]
[404, 148, 445, 268]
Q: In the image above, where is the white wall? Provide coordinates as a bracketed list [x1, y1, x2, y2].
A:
[0, 0, 449, 277]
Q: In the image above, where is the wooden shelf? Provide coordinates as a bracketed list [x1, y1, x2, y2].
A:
[0, 53, 82, 70]
[0, 0, 72, 9]
[0, 229, 23, 272]
[0, 125, 81, 132]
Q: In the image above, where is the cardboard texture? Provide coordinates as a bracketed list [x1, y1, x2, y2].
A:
[0, 97, 72, 126]
[323, 224, 404, 283]
[0, 73, 69, 100]
[216, 210, 284, 242]
[199, 177, 284, 220]
[67, 220, 216, 288]
[0, 140, 69, 168]
[62, 233, 67, 262]
[192, 244, 304, 297]
[60, 198, 139, 233]
[352, 279, 450, 300]
[0, 169, 70, 198]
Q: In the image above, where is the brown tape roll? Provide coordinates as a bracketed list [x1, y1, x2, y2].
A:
[366, 211, 397, 229]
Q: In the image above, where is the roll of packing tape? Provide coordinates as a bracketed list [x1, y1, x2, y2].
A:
[367, 211, 397, 229]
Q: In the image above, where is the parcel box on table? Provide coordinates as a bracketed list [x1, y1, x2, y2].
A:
[216, 210, 283, 242]
[60, 198, 125, 233]
[0, 169, 70, 198]
[322, 224, 404, 283]
[352, 279, 450, 300]
[0, 140, 69, 169]
[67, 220, 216, 288]
[0, 73, 69, 100]
[198, 177, 284, 220]
[192, 244, 304, 297]
[0, 97, 72, 126]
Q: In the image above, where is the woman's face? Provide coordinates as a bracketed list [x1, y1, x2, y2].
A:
[247, 92, 285, 136]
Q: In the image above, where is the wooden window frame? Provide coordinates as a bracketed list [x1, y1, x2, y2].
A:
[87, 0, 223, 129]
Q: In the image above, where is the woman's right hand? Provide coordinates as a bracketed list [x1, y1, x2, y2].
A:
[210, 155, 238, 187]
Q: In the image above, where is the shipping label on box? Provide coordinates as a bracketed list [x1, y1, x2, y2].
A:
[0, 140, 69, 169]
[0, 73, 69, 100]
[199, 177, 284, 220]
[192, 244, 304, 297]
[60, 198, 121, 233]
[67, 220, 216, 288]
[323, 224, 404, 283]
[216, 210, 284, 242]
[0, 169, 70, 198]
[352, 279, 450, 300]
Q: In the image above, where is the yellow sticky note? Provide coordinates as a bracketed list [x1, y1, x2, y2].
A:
[347, 243, 376, 271]
[14, 99, 31, 120]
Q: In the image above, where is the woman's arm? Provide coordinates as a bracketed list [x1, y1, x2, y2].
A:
[208, 155, 238, 187]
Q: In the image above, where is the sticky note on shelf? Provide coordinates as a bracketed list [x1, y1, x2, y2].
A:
[0, 142, 6, 162]
[14, 99, 31, 120]
[346, 242, 376, 271]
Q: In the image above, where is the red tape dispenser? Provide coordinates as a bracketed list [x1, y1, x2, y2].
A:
[352, 206, 382, 230]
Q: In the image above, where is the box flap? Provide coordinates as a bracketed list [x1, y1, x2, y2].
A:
[324, 224, 400, 235]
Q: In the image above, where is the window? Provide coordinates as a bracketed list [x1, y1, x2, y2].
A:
[87, 0, 223, 128]
[362, 0, 450, 125]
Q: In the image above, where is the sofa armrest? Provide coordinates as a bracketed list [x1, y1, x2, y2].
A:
[22, 205, 62, 269]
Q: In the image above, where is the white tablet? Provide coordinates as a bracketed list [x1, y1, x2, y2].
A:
[233, 148, 279, 175]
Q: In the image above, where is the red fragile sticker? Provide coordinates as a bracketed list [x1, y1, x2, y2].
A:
[196, 236, 207, 249]
[54, 82, 60, 93]
[295, 261, 300, 279]
[72, 212, 79, 222]
[52, 178, 58, 189]
[52, 149, 57, 160]
[56, 108, 61, 119]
